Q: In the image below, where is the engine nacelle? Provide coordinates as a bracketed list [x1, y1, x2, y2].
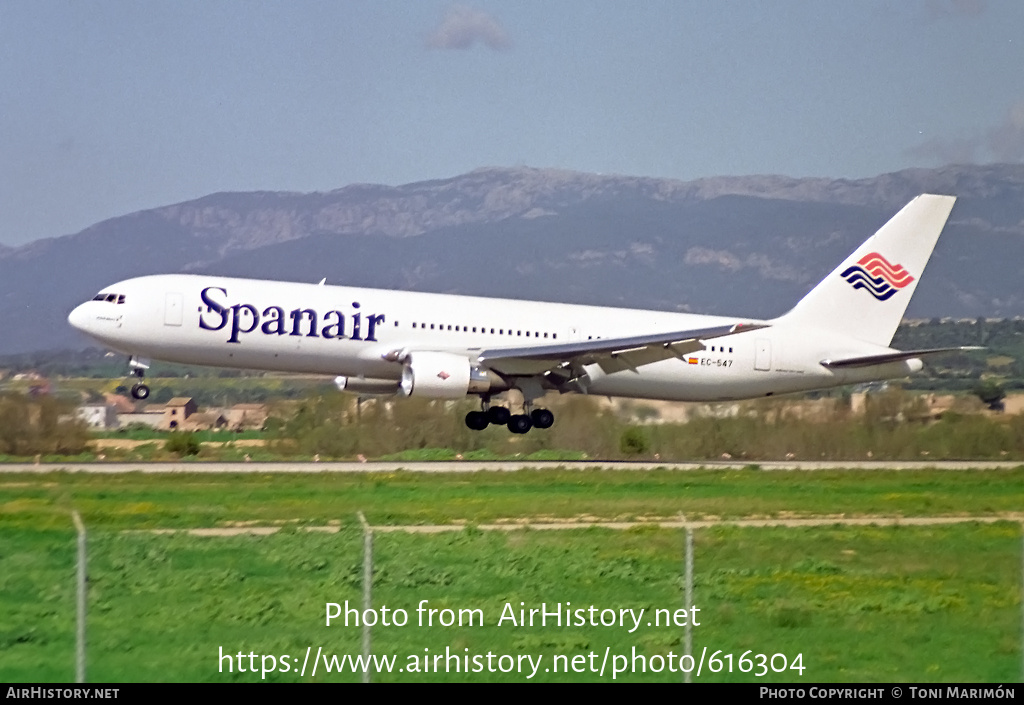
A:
[334, 376, 401, 395]
[398, 351, 506, 398]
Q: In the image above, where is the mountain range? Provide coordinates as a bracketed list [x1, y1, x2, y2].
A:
[4, 163, 1024, 355]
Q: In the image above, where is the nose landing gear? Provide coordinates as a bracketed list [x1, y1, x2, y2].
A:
[127, 356, 151, 400]
[131, 379, 150, 401]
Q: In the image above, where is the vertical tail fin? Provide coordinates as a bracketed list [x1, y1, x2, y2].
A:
[777, 194, 956, 346]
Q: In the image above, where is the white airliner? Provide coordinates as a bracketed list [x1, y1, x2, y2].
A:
[68, 194, 975, 433]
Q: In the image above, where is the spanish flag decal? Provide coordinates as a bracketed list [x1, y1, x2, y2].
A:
[687, 357, 698, 365]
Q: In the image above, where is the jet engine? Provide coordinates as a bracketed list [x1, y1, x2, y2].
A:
[398, 351, 507, 398]
[334, 376, 401, 395]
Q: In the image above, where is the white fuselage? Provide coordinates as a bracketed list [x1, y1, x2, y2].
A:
[68, 274, 918, 402]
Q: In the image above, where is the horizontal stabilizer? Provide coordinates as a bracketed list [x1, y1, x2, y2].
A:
[820, 346, 983, 369]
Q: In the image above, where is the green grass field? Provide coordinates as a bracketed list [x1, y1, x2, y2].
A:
[1, 467, 1022, 682]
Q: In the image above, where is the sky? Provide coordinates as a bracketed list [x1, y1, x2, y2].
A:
[1, 0, 1023, 246]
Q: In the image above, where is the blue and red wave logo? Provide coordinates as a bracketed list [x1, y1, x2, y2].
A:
[840, 253, 915, 301]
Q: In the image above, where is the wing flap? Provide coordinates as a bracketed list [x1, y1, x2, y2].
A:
[478, 322, 766, 377]
[598, 339, 706, 374]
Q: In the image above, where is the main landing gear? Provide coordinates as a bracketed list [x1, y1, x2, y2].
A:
[464, 397, 554, 434]
[127, 356, 151, 400]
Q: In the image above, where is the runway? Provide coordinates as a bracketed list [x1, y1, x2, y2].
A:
[1, 459, 1022, 473]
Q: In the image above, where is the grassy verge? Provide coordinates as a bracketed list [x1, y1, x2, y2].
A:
[1, 524, 1019, 682]
[2, 468, 1021, 682]
[1, 467, 1023, 531]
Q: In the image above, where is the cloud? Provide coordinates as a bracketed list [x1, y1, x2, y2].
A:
[426, 5, 511, 51]
[906, 101, 1024, 165]
[924, 0, 988, 21]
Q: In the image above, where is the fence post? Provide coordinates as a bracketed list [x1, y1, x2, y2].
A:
[72, 510, 87, 684]
[358, 511, 373, 684]
[684, 524, 694, 684]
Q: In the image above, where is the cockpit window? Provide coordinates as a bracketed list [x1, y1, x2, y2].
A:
[92, 292, 126, 304]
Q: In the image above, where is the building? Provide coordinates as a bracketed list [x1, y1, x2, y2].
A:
[179, 410, 229, 432]
[103, 393, 137, 414]
[226, 404, 269, 431]
[75, 404, 118, 429]
[116, 410, 165, 429]
[163, 398, 198, 430]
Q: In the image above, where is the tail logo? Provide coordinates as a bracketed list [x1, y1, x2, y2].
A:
[840, 253, 915, 301]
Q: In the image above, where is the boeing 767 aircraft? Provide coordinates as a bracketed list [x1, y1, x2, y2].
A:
[68, 194, 974, 433]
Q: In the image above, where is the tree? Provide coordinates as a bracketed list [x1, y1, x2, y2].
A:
[974, 380, 1006, 412]
[0, 393, 90, 455]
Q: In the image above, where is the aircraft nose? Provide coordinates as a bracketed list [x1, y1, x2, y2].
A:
[67, 302, 91, 332]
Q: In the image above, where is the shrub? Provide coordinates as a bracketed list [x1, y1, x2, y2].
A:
[165, 432, 201, 456]
[619, 426, 650, 456]
[973, 380, 1006, 411]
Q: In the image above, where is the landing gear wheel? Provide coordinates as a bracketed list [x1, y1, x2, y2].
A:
[507, 414, 533, 434]
[530, 408, 554, 429]
[130, 383, 150, 400]
[465, 410, 489, 431]
[487, 406, 511, 426]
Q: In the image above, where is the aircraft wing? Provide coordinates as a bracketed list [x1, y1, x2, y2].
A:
[477, 322, 768, 377]
[820, 346, 983, 369]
